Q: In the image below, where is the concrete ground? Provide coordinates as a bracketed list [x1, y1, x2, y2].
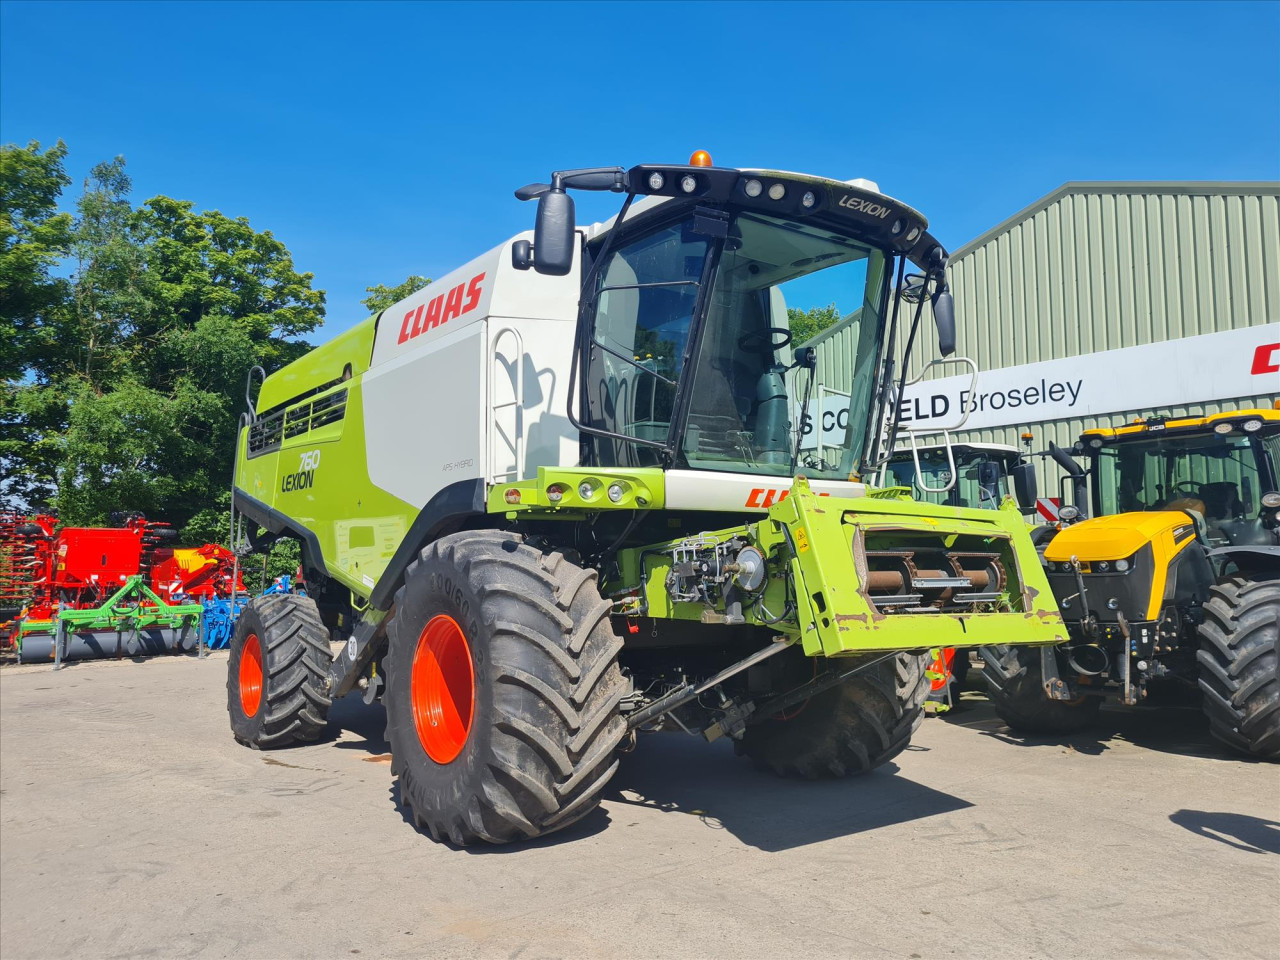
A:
[1, 653, 1276, 960]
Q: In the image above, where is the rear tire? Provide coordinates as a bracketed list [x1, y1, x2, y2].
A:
[1197, 577, 1280, 760]
[737, 652, 930, 778]
[982, 644, 1100, 733]
[227, 595, 333, 748]
[384, 531, 628, 845]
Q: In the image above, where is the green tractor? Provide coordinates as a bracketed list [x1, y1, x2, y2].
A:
[226, 156, 1065, 844]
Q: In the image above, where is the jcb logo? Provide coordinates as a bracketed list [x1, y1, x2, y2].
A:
[397, 273, 485, 345]
[745, 488, 830, 508]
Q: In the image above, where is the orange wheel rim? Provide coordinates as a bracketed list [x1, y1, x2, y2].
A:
[239, 633, 264, 717]
[411, 614, 475, 763]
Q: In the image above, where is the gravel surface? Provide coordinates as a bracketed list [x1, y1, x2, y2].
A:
[2, 652, 1276, 959]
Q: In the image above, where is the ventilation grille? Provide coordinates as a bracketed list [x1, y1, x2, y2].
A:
[247, 389, 347, 458]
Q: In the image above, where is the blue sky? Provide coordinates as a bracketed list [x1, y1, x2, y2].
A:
[3, 0, 1277, 338]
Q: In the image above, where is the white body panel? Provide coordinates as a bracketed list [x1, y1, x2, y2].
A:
[363, 321, 488, 508]
[364, 231, 584, 506]
[664, 469, 867, 512]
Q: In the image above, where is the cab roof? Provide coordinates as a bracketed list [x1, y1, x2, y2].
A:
[1080, 407, 1280, 442]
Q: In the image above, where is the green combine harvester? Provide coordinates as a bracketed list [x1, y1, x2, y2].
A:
[226, 154, 1066, 844]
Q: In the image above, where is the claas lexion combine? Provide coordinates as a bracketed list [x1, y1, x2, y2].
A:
[0, 513, 245, 663]
[983, 410, 1280, 759]
[226, 154, 1066, 845]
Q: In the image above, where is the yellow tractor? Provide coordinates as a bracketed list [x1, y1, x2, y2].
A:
[982, 408, 1280, 759]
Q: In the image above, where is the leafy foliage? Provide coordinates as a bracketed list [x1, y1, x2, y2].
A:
[0, 142, 326, 554]
[0, 141, 75, 506]
[0, 140, 73, 381]
[361, 274, 431, 315]
[787, 304, 843, 345]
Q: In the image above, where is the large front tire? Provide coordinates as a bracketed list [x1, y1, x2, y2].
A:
[227, 595, 333, 748]
[384, 531, 628, 845]
[1197, 577, 1280, 760]
[981, 644, 1100, 734]
[737, 652, 930, 778]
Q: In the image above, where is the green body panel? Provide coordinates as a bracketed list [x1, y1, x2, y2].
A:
[256, 316, 377, 413]
[770, 478, 1063, 653]
[237, 330, 419, 601]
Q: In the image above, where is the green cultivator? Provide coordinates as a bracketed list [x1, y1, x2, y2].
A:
[18, 575, 203, 667]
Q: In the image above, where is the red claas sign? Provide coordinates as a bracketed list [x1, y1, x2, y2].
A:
[1251, 342, 1280, 377]
[398, 273, 485, 345]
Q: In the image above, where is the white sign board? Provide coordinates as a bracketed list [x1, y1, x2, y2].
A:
[899, 323, 1280, 431]
[797, 388, 853, 450]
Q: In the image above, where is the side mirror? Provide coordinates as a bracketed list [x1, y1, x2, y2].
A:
[532, 188, 576, 276]
[931, 285, 956, 357]
[1011, 462, 1038, 512]
[976, 460, 1000, 503]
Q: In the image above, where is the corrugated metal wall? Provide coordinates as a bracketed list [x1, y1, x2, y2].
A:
[889, 183, 1280, 492]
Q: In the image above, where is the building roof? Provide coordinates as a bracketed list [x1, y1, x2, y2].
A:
[951, 181, 1280, 261]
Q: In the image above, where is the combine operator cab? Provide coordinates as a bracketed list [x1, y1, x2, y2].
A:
[983, 409, 1280, 759]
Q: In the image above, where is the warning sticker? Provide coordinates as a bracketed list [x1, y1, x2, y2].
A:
[795, 529, 811, 553]
[1035, 498, 1061, 523]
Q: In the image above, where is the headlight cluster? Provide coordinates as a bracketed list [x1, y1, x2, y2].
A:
[1049, 555, 1134, 574]
[547, 477, 639, 507]
[1213, 418, 1263, 434]
[646, 170, 706, 196]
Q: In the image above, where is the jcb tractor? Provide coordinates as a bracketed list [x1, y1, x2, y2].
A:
[983, 409, 1280, 759]
[225, 155, 1065, 845]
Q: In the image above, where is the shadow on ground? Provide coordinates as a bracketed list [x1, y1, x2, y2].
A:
[324, 695, 969, 853]
[1169, 810, 1280, 854]
[328, 693, 389, 753]
[604, 732, 971, 853]
[941, 674, 1254, 763]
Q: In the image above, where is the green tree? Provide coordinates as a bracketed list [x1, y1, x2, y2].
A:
[0, 140, 74, 507]
[54, 190, 327, 532]
[362, 274, 430, 315]
[0, 146, 328, 538]
[67, 158, 154, 386]
[787, 304, 843, 345]
[0, 140, 73, 380]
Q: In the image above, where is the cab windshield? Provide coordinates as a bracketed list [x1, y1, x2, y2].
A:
[584, 209, 888, 479]
[1095, 432, 1267, 540]
[885, 448, 1012, 509]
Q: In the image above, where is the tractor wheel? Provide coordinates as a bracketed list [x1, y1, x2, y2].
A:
[981, 644, 1100, 733]
[1197, 577, 1280, 760]
[227, 594, 333, 748]
[384, 531, 628, 845]
[737, 652, 930, 778]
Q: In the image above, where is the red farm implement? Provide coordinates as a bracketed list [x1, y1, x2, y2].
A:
[1, 514, 245, 665]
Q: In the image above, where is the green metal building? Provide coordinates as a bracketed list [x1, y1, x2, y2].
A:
[891, 181, 1280, 496]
